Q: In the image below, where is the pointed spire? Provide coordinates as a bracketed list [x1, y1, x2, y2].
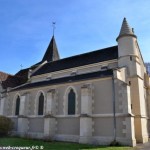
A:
[42, 36, 60, 62]
[116, 18, 136, 41]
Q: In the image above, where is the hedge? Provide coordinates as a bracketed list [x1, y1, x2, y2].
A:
[0, 115, 13, 137]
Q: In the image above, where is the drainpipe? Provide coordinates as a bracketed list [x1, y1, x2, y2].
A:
[112, 74, 116, 142]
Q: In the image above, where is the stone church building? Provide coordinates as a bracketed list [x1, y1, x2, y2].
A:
[0, 18, 150, 146]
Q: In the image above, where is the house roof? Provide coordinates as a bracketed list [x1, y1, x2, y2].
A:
[0, 69, 29, 89]
[32, 45, 118, 76]
[0, 71, 23, 89]
[11, 69, 113, 91]
[0, 71, 11, 82]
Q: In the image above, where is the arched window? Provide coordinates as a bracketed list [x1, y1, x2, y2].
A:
[38, 93, 44, 115]
[15, 96, 20, 116]
[68, 89, 75, 115]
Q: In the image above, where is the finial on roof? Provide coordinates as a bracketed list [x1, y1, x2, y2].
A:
[52, 22, 56, 36]
[116, 18, 136, 41]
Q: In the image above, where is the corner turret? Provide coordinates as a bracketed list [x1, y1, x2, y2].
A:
[116, 18, 149, 144]
[117, 18, 138, 71]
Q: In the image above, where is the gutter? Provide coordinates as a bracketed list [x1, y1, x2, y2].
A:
[112, 75, 116, 142]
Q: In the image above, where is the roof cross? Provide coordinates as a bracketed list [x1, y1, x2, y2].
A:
[20, 64, 23, 70]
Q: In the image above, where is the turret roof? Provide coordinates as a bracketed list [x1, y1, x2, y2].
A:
[117, 18, 136, 41]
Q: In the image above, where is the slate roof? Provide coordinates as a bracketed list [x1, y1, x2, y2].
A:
[32, 46, 118, 76]
[11, 69, 113, 91]
[0, 71, 27, 89]
[15, 68, 29, 79]
[42, 36, 60, 62]
[0, 71, 11, 82]
[116, 18, 136, 41]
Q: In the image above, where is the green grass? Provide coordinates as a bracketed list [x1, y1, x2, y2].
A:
[0, 137, 133, 150]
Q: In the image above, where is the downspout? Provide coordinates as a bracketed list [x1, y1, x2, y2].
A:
[112, 74, 116, 143]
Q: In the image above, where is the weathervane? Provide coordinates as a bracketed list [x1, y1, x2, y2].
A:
[52, 22, 56, 36]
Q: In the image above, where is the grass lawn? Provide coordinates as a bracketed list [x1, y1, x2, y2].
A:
[0, 137, 134, 150]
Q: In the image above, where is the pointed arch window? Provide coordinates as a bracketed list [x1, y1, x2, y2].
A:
[68, 89, 76, 115]
[15, 96, 20, 116]
[38, 93, 44, 115]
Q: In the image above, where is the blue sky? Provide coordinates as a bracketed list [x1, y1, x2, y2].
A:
[0, 0, 150, 74]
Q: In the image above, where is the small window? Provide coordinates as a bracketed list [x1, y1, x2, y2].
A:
[129, 81, 131, 85]
[130, 56, 132, 61]
[15, 96, 20, 116]
[68, 89, 75, 115]
[38, 93, 44, 115]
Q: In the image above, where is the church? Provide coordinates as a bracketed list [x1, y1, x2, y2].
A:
[0, 18, 150, 146]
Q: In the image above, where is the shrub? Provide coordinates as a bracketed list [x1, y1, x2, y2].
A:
[0, 115, 13, 137]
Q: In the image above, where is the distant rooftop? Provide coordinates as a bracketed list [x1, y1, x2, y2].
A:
[145, 63, 150, 75]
